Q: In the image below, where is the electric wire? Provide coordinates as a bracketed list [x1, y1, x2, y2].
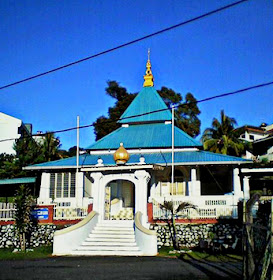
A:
[0, 79, 272, 143]
[0, 0, 248, 91]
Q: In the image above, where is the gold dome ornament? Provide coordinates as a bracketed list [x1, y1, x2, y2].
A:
[143, 49, 154, 87]
[114, 143, 130, 165]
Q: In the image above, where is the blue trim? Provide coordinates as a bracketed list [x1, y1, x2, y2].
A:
[0, 177, 36, 185]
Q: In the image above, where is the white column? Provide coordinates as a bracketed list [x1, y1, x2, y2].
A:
[134, 170, 151, 224]
[149, 174, 156, 202]
[37, 173, 51, 204]
[243, 176, 250, 200]
[76, 172, 84, 207]
[189, 168, 200, 196]
[90, 172, 103, 220]
[233, 168, 242, 198]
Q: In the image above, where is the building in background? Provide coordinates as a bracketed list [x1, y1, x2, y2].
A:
[239, 123, 273, 162]
[0, 112, 32, 155]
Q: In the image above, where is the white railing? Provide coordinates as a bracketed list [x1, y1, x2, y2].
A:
[0, 203, 15, 221]
[53, 206, 88, 220]
[152, 195, 238, 220]
[0, 203, 88, 221]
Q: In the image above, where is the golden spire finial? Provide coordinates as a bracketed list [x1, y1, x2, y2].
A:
[143, 49, 154, 87]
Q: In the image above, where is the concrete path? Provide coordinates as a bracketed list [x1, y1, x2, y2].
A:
[0, 256, 242, 280]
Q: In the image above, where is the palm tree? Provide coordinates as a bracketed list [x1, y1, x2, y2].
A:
[42, 132, 61, 162]
[160, 201, 197, 249]
[202, 110, 245, 156]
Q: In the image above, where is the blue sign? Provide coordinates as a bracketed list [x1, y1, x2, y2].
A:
[32, 208, 49, 220]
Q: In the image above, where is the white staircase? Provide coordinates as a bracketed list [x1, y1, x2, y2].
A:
[71, 220, 143, 256]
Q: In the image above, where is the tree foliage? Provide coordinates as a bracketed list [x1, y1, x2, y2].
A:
[202, 110, 248, 156]
[0, 153, 20, 179]
[14, 185, 36, 251]
[93, 81, 201, 140]
[0, 132, 61, 179]
[13, 132, 61, 164]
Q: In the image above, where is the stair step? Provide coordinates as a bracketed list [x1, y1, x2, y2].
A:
[86, 237, 135, 242]
[101, 219, 133, 222]
[70, 220, 142, 256]
[88, 233, 135, 239]
[99, 223, 134, 228]
[95, 224, 134, 229]
[77, 246, 140, 251]
[71, 250, 143, 256]
[82, 241, 137, 246]
[91, 229, 135, 235]
[87, 236, 135, 241]
[93, 228, 134, 232]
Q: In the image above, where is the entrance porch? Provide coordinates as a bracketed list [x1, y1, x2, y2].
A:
[104, 180, 135, 220]
[89, 169, 151, 224]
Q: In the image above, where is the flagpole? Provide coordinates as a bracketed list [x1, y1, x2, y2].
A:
[171, 105, 174, 195]
[76, 116, 80, 172]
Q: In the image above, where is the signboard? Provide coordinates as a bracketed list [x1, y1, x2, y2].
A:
[32, 208, 49, 220]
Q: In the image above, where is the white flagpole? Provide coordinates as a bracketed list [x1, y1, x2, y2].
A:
[76, 116, 80, 172]
[171, 105, 174, 195]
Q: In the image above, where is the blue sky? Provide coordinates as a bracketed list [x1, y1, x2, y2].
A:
[0, 0, 272, 150]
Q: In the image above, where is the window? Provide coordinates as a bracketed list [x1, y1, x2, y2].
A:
[49, 173, 55, 198]
[156, 170, 186, 196]
[249, 135, 255, 140]
[49, 172, 76, 198]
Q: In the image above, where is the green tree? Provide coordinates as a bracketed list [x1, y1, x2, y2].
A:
[14, 136, 44, 167]
[0, 153, 20, 179]
[0, 132, 62, 179]
[40, 132, 61, 162]
[202, 110, 246, 156]
[14, 185, 36, 251]
[65, 146, 85, 157]
[93, 81, 201, 140]
[160, 201, 197, 250]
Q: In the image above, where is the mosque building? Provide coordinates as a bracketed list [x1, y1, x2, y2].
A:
[25, 54, 250, 256]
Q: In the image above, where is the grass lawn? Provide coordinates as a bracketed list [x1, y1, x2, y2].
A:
[158, 246, 243, 262]
[0, 245, 242, 262]
[0, 246, 53, 260]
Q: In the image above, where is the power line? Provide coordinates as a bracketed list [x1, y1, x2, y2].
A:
[0, 79, 272, 143]
[0, 0, 249, 91]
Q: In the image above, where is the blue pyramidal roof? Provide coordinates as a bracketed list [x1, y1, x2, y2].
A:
[87, 123, 202, 150]
[119, 87, 172, 123]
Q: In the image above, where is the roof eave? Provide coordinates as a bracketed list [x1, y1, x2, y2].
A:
[159, 161, 251, 166]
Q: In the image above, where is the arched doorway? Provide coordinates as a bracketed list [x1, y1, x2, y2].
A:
[104, 180, 135, 220]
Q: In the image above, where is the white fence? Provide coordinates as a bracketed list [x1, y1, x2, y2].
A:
[0, 203, 15, 221]
[53, 206, 88, 220]
[0, 203, 88, 221]
[152, 195, 238, 220]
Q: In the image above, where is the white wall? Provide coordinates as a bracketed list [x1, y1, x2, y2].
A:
[0, 112, 22, 154]
[240, 131, 265, 142]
